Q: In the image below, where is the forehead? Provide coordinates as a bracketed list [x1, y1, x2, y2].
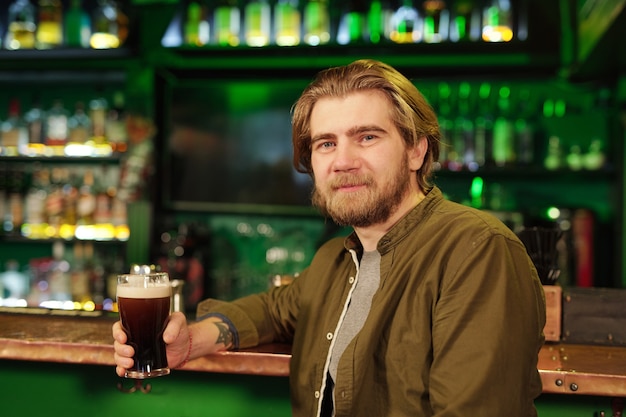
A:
[310, 90, 393, 131]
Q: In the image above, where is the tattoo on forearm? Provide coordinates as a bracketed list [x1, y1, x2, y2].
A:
[213, 322, 233, 347]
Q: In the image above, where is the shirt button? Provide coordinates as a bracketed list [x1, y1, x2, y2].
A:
[348, 276, 355, 284]
[326, 332, 333, 340]
[314, 391, 320, 398]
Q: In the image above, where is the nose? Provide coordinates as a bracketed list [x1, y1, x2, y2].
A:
[332, 140, 360, 172]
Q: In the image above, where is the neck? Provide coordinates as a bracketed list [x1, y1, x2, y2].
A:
[354, 190, 426, 252]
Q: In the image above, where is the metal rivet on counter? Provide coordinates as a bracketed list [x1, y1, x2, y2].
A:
[570, 383, 578, 391]
[555, 379, 563, 387]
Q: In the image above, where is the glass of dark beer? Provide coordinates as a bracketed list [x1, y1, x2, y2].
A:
[117, 272, 172, 379]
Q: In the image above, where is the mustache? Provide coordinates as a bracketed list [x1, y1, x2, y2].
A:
[328, 174, 374, 190]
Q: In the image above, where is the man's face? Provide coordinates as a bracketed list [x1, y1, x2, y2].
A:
[309, 90, 420, 227]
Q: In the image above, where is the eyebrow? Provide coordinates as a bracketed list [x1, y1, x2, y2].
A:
[346, 125, 388, 137]
[311, 125, 389, 144]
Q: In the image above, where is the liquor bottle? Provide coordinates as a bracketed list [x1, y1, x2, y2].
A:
[214, 0, 241, 47]
[48, 241, 72, 302]
[473, 82, 493, 167]
[93, 167, 113, 225]
[58, 167, 82, 232]
[67, 102, 92, 144]
[482, 0, 513, 42]
[367, 0, 393, 44]
[492, 85, 515, 167]
[45, 167, 65, 236]
[44, 100, 69, 148]
[77, 169, 96, 226]
[64, 0, 91, 48]
[23, 97, 46, 146]
[105, 91, 128, 152]
[449, 0, 478, 42]
[22, 166, 48, 238]
[303, 0, 330, 46]
[274, 0, 301, 46]
[1, 98, 29, 156]
[70, 241, 91, 303]
[245, 0, 271, 47]
[0, 163, 6, 235]
[36, 0, 63, 49]
[184, 1, 210, 46]
[422, 0, 449, 43]
[90, 0, 128, 49]
[89, 97, 108, 144]
[435, 82, 453, 170]
[390, 0, 422, 44]
[4, 0, 36, 50]
[451, 82, 474, 170]
[514, 88, 535, 166]
[337, 0, 368, 45]
[5, 166, 26, 235]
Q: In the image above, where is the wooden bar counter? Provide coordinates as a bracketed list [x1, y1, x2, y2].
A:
[1, 310, 625, 398]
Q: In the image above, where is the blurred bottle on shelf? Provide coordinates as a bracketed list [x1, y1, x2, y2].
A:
[422, 0, 449, 43]
[1, 98, 29, 156]
[473, 82, 493, 168]
[4, 0, 37, 50]
[90, 0, 128, 49]
[336, 0, 368, 45]
[449, 0, 480, 42]
[77, 169, 96, 227]
[245, 0, 271, 46]
[214, 0, 241, 46]
[64, 0, 91, 48]
[44, 100, 69, 149]
[0, 164, 7, 235]
[482, 0, 513, 42]
[105, 91, 128, 152]
[435, 81, 453, 170]
[24, 96, 46, 146]
[4, 167, 26, 235]
[303, 0, 331, 45]
[453, 82, 475, 170]
[184, 1, 210, 46]
[22, 166, 48, 239]
[68, 102, 92, 144]
[390, 0, 422, 44]
[274, 0, 301, 46]
[89, 97, 108, 144]
[47, 240, 72, 302]
[492, 85, 515, 166]
[514, 88, 535, 166]
[583, 139, 606, 170]
[366, 0, 393, 44]
[36, 0, 63, 49]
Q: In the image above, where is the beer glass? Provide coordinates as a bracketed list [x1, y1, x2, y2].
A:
[117, 272, 172, 379]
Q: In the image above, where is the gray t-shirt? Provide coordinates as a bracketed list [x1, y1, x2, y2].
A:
[328, 250, 381, 382]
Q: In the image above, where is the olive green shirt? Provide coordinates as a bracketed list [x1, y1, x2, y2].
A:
[199, 186, 546, 417]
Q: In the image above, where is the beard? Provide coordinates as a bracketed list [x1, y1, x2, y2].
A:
[311, 156, 411, 228]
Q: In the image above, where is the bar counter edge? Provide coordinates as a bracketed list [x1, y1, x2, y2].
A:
[1, 312, 625, 398]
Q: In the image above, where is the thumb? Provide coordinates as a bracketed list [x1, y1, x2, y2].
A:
[163, 312, 187, 345]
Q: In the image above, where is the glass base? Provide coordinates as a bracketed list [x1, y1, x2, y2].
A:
[125, 368, 170, 379]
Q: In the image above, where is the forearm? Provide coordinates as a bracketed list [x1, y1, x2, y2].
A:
[188, 317, 235, 360]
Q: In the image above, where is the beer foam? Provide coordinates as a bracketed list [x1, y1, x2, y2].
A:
[116, 284, 171, 299]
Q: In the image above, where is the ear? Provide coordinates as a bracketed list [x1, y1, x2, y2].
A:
[407, 136, 428, 171]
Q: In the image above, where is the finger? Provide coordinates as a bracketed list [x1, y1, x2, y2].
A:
[112, 321, 127, 344]
[163, 312, 187, 344]
[114, 349, 135, 369]
[116, 365, 127, 378]
[114, 339, 135, 358]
